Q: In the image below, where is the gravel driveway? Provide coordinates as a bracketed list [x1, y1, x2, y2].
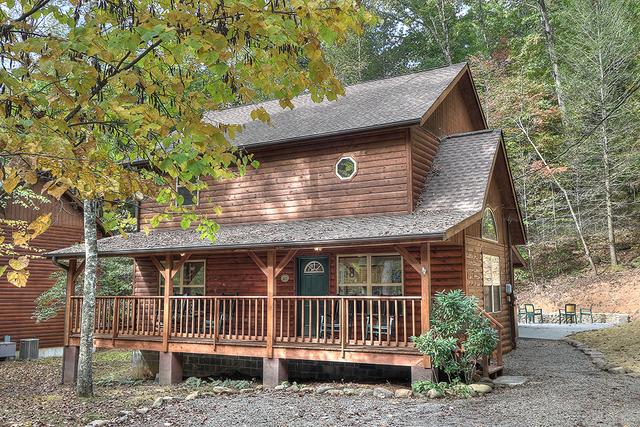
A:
[119, 339, 640, 427]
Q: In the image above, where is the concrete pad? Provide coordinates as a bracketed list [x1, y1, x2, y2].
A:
[492, 375, 528, 387]
[518, 323, 613, 340]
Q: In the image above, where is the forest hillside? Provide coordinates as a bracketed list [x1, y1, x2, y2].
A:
[326, 0, 640, 295]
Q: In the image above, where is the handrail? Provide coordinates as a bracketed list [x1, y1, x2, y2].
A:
[478, 308, 505, 330]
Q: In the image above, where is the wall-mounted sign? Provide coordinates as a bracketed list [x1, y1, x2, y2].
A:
[280, 274, 289, 283]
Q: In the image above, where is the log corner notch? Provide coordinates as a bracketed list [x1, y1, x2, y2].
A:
[249, 249, 298, 358]
[150, 253, 192, 352]
[393, 243, 431, 368]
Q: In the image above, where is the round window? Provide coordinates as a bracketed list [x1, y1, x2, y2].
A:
[335, 156, 357, 180]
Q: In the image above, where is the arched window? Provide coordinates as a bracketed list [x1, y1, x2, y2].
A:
[303, 261, 325, 274]
[481, 208, 498, 241]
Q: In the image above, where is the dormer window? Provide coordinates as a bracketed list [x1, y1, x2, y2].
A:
[336, 156, 357, 180]
[176, 178, 199, 206]
[481, 207, 498, 241]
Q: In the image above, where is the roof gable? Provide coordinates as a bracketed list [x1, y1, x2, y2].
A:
[204, 63, 468, 147]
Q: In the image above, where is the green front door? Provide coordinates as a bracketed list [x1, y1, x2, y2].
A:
[296, 256, 329, 337]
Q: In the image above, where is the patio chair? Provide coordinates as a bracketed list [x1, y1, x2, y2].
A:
[559, 303, 577, 324]
[524, 304, 543, 323]
[579, 306, 593, 323]
[319, 302, 353, 338]
[365, 303, 396, 341]
[518, 306, 527, 322]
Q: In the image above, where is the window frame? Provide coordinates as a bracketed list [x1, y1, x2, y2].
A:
[175, 177, 200, 206]
[481, 253, 502, 313]
[335, 156, 357, 181]
[159, 259, 207, 296]
[481, 207, 499, 242]
[336, 253, 404, 296]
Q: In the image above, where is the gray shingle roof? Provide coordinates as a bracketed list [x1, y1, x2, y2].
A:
[204, 63, 467, 147]
[47, 129, 501, 258]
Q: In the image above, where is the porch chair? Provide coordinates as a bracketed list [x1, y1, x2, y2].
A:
[559, 303, 577, 324]
[580, 305, 594, 323]
[319, 302, 352, 338]
[524, 304, 543, 323]
[365, 302, 396, 341]
[518, 306, 527, 322]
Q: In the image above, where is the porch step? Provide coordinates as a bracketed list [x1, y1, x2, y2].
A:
[485, 364, 504, 378]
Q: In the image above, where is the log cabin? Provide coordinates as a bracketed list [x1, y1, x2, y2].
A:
[47, 62, 526, 386]
[0, 183, 87, 354]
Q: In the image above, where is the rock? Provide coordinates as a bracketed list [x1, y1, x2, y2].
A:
[255, 385, 264, 391]
[327, 389, 345, 396]
[300, 387, 315, 393]
[469, 383, 492, 394]
[358, 388, 373, 397]
[119, 410, 134, 416]
[185, 391, 199, 401]
[240, 388, 255, 393]
[608, 366, 626, 374]
[492, 376, 528, 387]
[394, 388, 412, 398]
[274, 384, 287, 391]
[152, 397, 164, 408]
[342, 388, 358, 396]
[427, 389, 444, 399]
[87, 421, 109, 427]
[373, 387, 394, 399]
[211, 386, 235, 394]
[136, 407, 150, 415]
[316, 385, 335, 394]
[288, 384, 300, 392]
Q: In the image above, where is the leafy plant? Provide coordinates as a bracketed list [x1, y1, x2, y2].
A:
[413, 290, 499, 384]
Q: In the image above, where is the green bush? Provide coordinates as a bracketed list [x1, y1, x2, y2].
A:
[412, 290, 499, 384]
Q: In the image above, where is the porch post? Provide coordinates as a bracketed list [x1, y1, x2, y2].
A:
[62, 259, 79, 384]
[266, 250, 276, 359]
[420, 243, 432, 368]
[162, 254, 172, 352]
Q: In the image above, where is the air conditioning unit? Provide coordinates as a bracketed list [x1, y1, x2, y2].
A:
[0, 336, 16, 360]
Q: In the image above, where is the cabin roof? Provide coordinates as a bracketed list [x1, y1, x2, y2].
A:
[204, 63, 468, 147]
[47, 129, 501, 258]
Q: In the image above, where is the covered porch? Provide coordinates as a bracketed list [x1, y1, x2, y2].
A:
[57, 238, 504, 386]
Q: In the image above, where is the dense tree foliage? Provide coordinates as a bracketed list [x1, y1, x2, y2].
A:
[328, 0, 640, 278]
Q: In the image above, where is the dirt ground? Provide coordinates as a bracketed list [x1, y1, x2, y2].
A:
[572, 319, 640, 373]
[518, 267, 640, 317]
[0, 350, 197, 426]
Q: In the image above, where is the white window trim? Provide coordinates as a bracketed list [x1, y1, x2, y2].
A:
[481, 207, 499, 242]
[482, 253, 501, 313]
[303, 260, 325, 274]
[335, 156, 357, 181]
[176, 178, 200, 206]
[159, 259, 207, 296]
[336, 253, 404, 295]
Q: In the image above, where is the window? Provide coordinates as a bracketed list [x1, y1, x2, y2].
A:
[481, 207, 498, 241]
[176, 178, 199, 206]
[482, 254, 501, 312]
[335, 156, 357, 180]
[337, 254, 403, 296]
[159, 260, 206, 296]
[303, 261, 325, 274]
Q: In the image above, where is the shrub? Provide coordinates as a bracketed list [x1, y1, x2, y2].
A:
[413, 290, 499, 384]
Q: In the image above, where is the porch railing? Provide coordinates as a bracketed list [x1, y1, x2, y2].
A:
[69, 295, 421, 351]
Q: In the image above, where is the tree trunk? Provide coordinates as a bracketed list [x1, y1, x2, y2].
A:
[536, 0, 567, 123]
[517, 119, 598, 275]
[600, 123, 618, 265]
[77, 198, 98, 397]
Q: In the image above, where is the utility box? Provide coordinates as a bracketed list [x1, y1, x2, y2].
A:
[19, 338, 39, 360]
[0, 336, 16, 360]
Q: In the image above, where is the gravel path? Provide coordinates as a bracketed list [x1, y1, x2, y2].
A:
[120, 339, 640, 427]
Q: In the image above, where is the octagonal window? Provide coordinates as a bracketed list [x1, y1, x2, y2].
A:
[336, 156, 357, 180]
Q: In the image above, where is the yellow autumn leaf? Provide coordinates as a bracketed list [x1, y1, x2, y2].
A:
[24, 170, 38, 185]
[8, 256, 29, 271]
[0, 235, 4, 245]
[0, 265, 6, 277]
[12, 231, 30, 246]
[2, 170, 20, 193]
[27, 213, 52, 239]
[47, 183, 69, 199]
[7, 270, 29, 288]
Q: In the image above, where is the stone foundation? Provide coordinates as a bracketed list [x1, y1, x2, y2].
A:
[182, 354, 410, 383]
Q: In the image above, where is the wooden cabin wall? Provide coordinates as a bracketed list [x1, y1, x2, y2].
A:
[139, 128, 413, 229]
[409, 127, 440, 208]
[0, 192, 85, 349]
[423, 73, 485, 138]
[132, 244, 464, 301]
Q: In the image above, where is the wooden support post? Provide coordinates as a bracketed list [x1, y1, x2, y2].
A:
[112, 296, 120, 346]
[162, 254, 172, 352]
[266, 250, 276, 359]
[63, 259, 77, 347]
[159, 351, 182, 385]
[420, 243, 432, 368]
